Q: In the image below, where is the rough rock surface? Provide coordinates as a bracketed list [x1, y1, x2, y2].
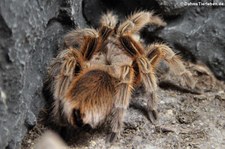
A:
[0, 0, 85, 148]
[1, 0, 225, 149]
[154, 0, 190, 15]
[155, 6, 225, 81]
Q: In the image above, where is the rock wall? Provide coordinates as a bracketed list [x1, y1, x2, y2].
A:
[0, 0, 85, 148]
[0, 0, 224, 148]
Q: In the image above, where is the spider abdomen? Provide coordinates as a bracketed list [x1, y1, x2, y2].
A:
[65, 69, 117, 128]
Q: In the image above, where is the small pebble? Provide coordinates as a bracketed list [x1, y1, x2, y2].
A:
[90, 140, 96, 146]
[27, 139, 31, 144]
[166, 110, 174, 116]
[160, 100, 165, 104]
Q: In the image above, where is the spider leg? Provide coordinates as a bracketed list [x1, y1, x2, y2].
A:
[47, 48, 85, 125]
[99, 11, 118, 41]
[64, 28, 99, 49]
[107, 65, 134, 143]
[80, 35, 102, 61]
[119, 34, 145, 56]
[64, 28, 103, 61]
[52, 49, 84, 98]
[119, 34, 159, 123]
[117, 11, 166, 35]
[136, 57, 158, 123]
[100, 11, 118, 29]
[146, 43, 196, 89]
[51, 32, 103, 116]
[50, 25, 105, 126]
[64, 12, 117, 53]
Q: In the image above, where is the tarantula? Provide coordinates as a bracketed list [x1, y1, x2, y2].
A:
[47, 11, 194, 143]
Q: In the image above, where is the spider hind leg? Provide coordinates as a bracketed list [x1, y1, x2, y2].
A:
[146, 43, 196, 89]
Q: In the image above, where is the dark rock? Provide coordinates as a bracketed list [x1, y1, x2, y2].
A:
[83, 0, 160, 27]
[25, 111, 37, 130]
[0, 0, 85, 148]
[154, 7, 225, 80]
[154, 0, 189, 16]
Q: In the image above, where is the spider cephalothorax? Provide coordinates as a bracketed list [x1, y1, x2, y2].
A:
[47, 11, 195, 142]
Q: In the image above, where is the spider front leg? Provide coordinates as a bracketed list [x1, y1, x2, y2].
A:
[47, 48, 85, 125]
[48, 29, 102, 125]
[136, 57, 158, 123]
[107, 65, 134, 143]
[99, 11, 117, 41]
[51, 29, 102, 98]
[48, 48, 85, 100]
[119, 35, 159, 124]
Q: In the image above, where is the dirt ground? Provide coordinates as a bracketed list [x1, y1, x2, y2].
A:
[21, 62, 225, 149]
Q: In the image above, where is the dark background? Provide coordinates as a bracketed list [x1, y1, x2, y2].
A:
[0, 0, 224, 148]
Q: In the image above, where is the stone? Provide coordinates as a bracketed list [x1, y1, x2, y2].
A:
[0, 0, 85, 148]
[154, 0, 189, 15]
[154, 7, 225, 81]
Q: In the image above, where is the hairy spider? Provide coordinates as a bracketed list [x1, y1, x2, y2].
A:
[47, 11, 194, 143]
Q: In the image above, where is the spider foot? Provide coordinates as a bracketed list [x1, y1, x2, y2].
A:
[147, 109, 158, 124]
[106, 132, 119, 144]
